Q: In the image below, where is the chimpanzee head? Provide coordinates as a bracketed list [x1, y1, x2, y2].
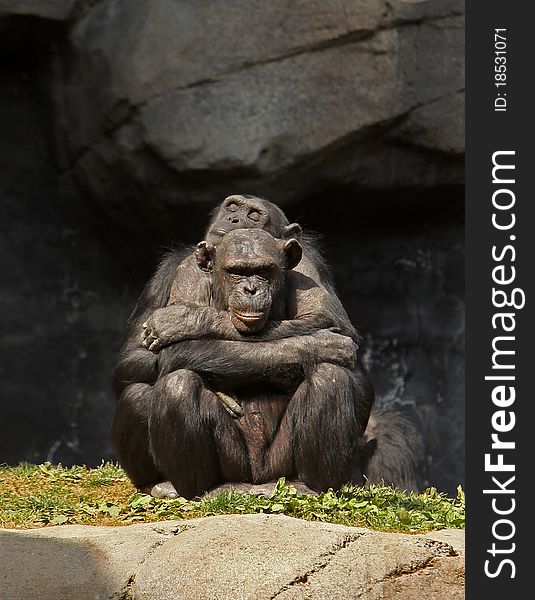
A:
[196, 229, 302, 333]
[204, 195, 302, 244]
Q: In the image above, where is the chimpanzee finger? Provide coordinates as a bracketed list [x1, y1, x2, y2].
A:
[216, 391, 244, 418]
[144, 333, 157, 347]
[141, 325, 153, 342]
[220, 403, 240, 418]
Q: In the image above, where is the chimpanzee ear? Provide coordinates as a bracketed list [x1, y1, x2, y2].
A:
[195, 241, 216, 272]
[363, 437, 378, 459]
[359, 436, 378, 472]
[282, 238, 302, 270]
[283, 223, 302, 238]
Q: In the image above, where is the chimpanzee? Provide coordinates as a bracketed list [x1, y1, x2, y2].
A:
[112, 195, 370, 494]
[146, 229, 373, 498]
[141, 194, 360, 352]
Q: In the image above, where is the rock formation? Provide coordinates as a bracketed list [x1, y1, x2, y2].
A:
[1, 515, 465, 599]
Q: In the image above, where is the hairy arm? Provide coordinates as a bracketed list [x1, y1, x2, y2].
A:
[142, 272, 360, 351]
[157, 329, 357, 387]
[113, 250, 191, 396]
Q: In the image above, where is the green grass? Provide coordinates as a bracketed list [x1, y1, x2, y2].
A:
[0, 462, 465, 533]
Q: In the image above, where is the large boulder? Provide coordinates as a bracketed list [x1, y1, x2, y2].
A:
[52, 0, 464, 219]
[1, 514, 465, 599]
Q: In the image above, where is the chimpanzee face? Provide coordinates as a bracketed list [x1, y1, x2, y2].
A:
[205, 196, 271, 243]
[205, 195, 303, 244]
[196, 229, 302, 333]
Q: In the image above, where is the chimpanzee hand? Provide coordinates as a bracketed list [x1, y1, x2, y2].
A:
[141, 304, 193, 352]
[215, 391, 244, 418]
[142, 304, 241, 351]
[311, 329, 358, 370]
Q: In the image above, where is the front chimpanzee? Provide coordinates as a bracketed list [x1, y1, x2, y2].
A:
[147, 229, 371, 498]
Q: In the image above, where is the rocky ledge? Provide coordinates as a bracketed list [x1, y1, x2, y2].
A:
[1, 514, 464, 599]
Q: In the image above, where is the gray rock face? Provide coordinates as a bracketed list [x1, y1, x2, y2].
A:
[0, 515, 464, 600]
[54, 0, 464, 214]
[0, 0, 75, 20]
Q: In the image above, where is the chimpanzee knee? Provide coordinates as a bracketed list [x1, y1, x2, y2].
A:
[148, 370, 226, 498]
[112, 383, 163, 489]
[293, 362, 370, 491]
[148, 370, 209, 462]
[151, 369, 199, 413]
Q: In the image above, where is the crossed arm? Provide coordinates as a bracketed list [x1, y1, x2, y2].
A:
[157, 328, 357, 387]
[114, 252, 359, 396]
[142, 273, 359, 353]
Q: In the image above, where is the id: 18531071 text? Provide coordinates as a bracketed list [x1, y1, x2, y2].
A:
[494, 29, 507, 112]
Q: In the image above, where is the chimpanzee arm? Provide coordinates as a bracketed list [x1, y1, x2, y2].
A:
[265, 271, 360, 341]
[157, 329, 357, 386]
[142, 275, 360, 352]
[127, 250, 194, 335]
[113, 347, 159, 397]
[113, 249, 191, 396]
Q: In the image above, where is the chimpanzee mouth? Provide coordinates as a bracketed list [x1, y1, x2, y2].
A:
[230, 309, 269, 333]
[232, 311, 265, 324]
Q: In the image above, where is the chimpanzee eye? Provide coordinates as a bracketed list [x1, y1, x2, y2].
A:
[248, 210, 260, 222]
[255, 268, 273, 280]
[227, 203, 238, 212]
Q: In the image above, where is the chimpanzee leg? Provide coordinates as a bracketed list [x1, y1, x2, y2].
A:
[264, 363, 373, 491]
[112, 383, 163, 489]
[148, 369, 250, 499]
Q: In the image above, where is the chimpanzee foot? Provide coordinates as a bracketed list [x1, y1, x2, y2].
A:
[202, 479, 317, 499]
[145, 480, 179, 499]
[215, 391, 243, 418]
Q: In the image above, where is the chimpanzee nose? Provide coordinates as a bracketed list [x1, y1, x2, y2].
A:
[228, 215, 240, 224]
[243, 283, 257, 295]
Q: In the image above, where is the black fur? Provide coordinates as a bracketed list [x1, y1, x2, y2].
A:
[362, 405, 425, 492]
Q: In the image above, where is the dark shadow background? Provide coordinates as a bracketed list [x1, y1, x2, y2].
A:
[0, 1, 464, 494]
